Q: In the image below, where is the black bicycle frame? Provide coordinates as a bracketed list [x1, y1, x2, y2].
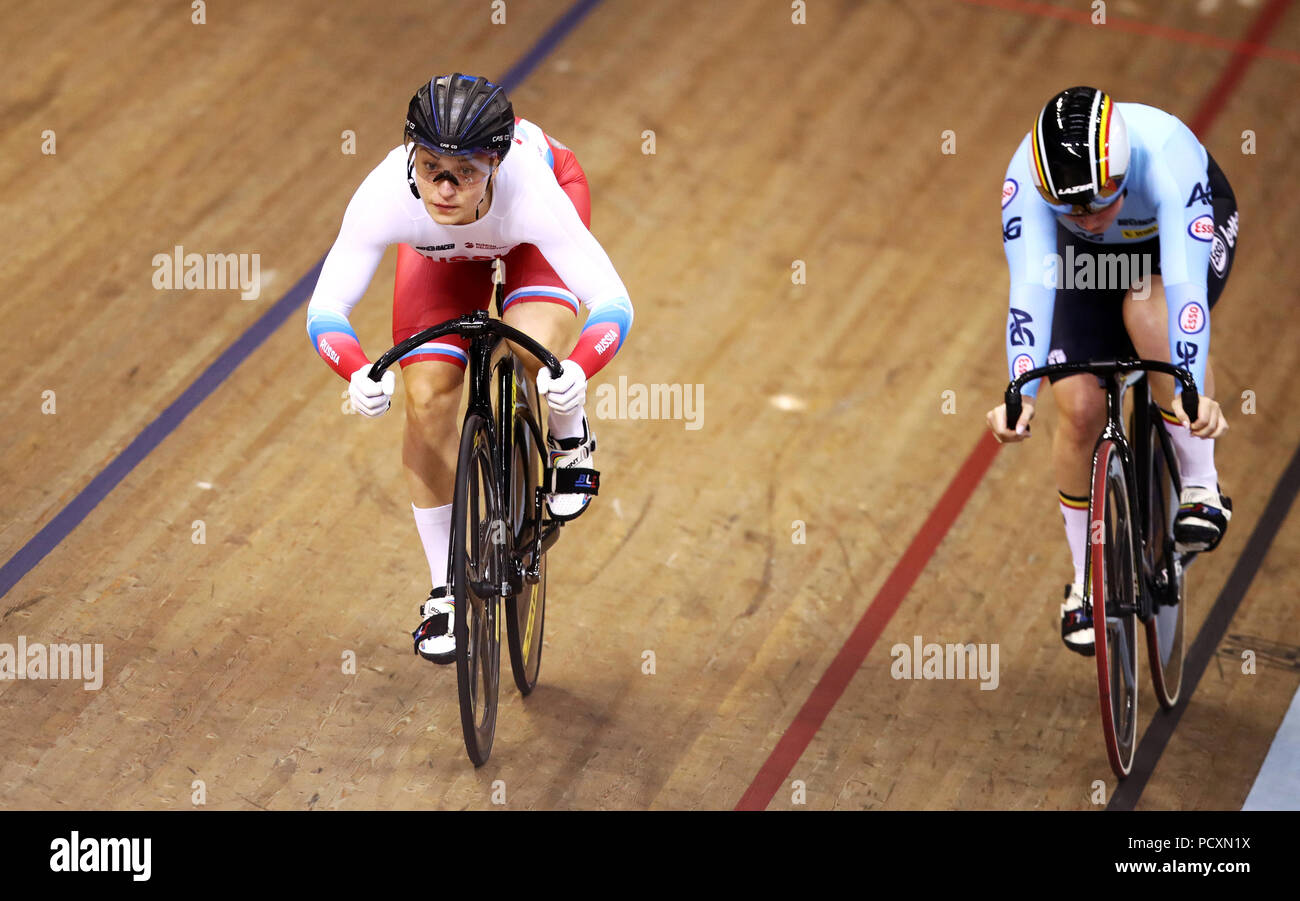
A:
[497, 341, 561, 590]
[368, 297, 567, 597]
[1004, 358, 1198, 619]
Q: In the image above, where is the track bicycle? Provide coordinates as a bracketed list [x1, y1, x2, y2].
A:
[1005, 358, 1199, 778]
[368, 278, 598, 766]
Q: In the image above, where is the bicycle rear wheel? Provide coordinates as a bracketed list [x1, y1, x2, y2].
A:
[451, 412, 503, 767]
[505, 406, 547, 696]
[1142, 412, 1186, 709]
[1089, 438, 1140, 778]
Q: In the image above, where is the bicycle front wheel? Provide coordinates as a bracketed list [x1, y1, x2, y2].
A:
[1089, 438, 1141, 779]
[1142, 412, 1186, 709]
[451, 412, 503, 767]
[505, 407, 547, 696]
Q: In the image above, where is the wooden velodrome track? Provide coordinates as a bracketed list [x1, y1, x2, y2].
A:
[1, 0, 1298, 811]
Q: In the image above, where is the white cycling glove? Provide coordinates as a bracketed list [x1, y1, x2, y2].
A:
[537, 359, 587, 415]
[349, 365, 396, 418]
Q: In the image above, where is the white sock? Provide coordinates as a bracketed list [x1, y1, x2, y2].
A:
[1161, 407, 1218, 489]
[548, 406, 586, 441]
[412, 503, 452, 588]
[1060, 493, 1089, 587]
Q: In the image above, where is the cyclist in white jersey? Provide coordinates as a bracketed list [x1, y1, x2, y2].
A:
[307, 74, 633, 662]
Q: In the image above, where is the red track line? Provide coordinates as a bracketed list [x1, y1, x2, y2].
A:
[955, 0, 1300, 67]
[735, 0, 1290, 812]
[735, 432, 1001, 811]
[1191, 0, 1295, 134]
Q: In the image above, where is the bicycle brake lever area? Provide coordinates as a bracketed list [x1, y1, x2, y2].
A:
[1179, 385, 1199, 424]
[1005, 388, 1022, 436]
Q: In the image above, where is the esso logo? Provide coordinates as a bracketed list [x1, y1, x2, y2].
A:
[1187, 215, 1215, 241]
[1013, 353, 1034, 376]
[1179, 302, 1207, 334]
[1002, 179, 1018, 209]
[1210, 235, 1229, 276]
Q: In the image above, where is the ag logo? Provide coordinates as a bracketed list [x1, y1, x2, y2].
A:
[1175, 340, 1199, 369]
[1178, 302, 1206, 334]
[1187, 215, 1214, 242]
[1185, 181, 1213, 207]
[1008, 308, 1034, 346]
[1002, 216, 1022, 242]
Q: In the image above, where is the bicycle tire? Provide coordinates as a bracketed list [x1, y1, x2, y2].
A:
[505, 404, 547, 696]
[1089, 438, 1141, 778]
[1142, 410, 1186, 709]
[452, 411, 503, 767]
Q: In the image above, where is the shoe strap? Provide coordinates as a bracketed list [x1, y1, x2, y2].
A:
[549, 436, 595, 464]
[1061, 603, 1093, 635]
[546, 466, 599, 495]
[549, 417, 595, 452]
[412, 611, 451, 648]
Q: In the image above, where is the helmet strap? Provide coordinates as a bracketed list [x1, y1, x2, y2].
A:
[406, 149, 421, 199]
[475, 170, 496, 221]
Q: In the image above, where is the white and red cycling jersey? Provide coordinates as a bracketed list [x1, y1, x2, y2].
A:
[307, 117, 632, 377]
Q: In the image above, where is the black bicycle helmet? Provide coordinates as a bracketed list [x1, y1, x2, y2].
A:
[404, 73, 514, 159]
[1030, 86, 1129, 213]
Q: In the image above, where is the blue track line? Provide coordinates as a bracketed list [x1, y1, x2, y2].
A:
[0, 0, 603, 602]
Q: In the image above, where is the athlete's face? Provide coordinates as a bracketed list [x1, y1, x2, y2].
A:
[411, 146, 498, 225]
[1063, 180, 1125, 234]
